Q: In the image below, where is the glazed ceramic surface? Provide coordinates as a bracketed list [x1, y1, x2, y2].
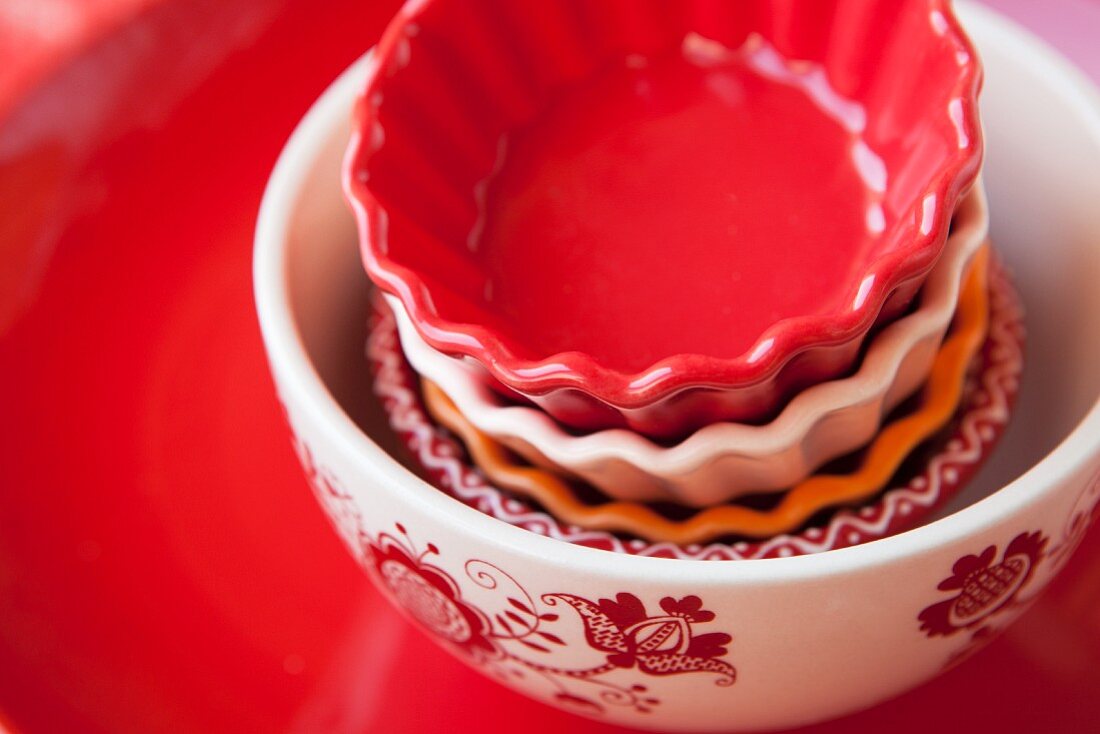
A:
[257, 5, 1100, 731]
[377, 251, 1021, 548]
[345, 0, 983, 438]
[5, 1, 1100, 733]
[387, 192, 989, 506]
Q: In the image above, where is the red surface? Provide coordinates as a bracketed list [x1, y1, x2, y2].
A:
[0, 1, 1098, 733]
[477, 48, 874, 370]
[347, 0, 982, 438]
[0, 0, 156, 120]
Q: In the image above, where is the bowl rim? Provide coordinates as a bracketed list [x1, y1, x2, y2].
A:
[254, 1, 1100, 582]
[342, 0, 985, 407]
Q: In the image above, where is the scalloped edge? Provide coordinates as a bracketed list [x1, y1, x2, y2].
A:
[389, 188, 989, 506]
[345, 0, 985, 408]
[367, 254, 1024, 558]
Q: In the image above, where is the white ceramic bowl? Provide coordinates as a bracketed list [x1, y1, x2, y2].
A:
[386, 187, 988, 507]
[254, 4, 1100, 731]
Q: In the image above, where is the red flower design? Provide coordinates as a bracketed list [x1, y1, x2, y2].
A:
[546, 592, 736, 684]
[294, 449, 742, 717]
[919, 531, 1048, 637]
[660, 595, 717, 623]
[367, 527, 496, 660]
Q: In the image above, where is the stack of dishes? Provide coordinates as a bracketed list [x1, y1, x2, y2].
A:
[346, 0, 1023, 556]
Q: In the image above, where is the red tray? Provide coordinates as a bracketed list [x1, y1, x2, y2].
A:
[1, 1, 1098, 732]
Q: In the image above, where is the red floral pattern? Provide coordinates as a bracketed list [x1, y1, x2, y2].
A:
[546, 593, 735, 682]
[934, 478, 1100, 669]
[360, 526, 734, 713]
[367, 525, 497, 659]
[291, 514, 739, 716]
[918, 531, 1048, 637]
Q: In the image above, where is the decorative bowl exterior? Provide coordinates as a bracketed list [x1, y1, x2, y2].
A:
[257, 7, 1100, 732]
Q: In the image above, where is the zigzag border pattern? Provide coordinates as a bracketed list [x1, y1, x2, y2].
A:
[367, 262, 1023, 560]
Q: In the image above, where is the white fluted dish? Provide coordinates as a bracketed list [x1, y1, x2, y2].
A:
[388, 186, 989, 507]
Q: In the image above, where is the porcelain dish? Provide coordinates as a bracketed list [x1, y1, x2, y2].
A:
[345, 0, 984, 438]
[256, 5, 1100, 727]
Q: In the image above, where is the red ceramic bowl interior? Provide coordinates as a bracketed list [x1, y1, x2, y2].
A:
[366, 258, 1023, 561]
[346, 0, 983, 407]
